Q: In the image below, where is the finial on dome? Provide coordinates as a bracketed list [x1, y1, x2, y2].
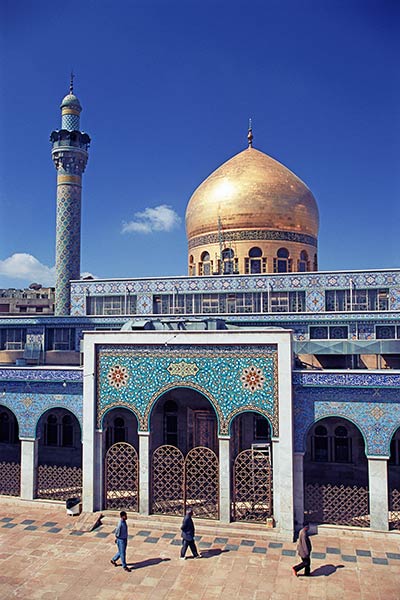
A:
[247, 118, 253, 148]
[69, 71, 74, 95]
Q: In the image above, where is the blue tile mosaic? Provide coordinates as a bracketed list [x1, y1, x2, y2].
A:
[97, 344, 278, 435]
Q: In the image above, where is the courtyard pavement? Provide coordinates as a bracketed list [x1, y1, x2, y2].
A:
[0, 498, 399, 600]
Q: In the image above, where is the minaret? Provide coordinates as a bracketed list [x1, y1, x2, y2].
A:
[50, 75, 90, 315]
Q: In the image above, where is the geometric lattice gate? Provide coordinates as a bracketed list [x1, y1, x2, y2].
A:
[0, 461, 20, 496]
[36, 465, 82, 501]
[304, 483, 370, 527]
[150, 445, 219, 519]
[232, 449, 273, 522]
[105, 442, 138, 511]
[389, 488, 400, 530]
[185, 446, 219, 519]
[152, 445, 184, 515]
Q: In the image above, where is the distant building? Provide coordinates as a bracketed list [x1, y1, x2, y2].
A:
[0, 85, 399, 537]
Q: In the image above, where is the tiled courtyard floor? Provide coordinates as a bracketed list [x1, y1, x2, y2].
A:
[0, 499, 399, 599]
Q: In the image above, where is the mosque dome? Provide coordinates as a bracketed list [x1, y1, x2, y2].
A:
[185, 137, 319, 276]
[186, 146, 319, 240]
[60, 93, 82, 111]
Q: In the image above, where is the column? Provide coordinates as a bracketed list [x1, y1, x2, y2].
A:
[368, 456, 389, 531]
[293, 453, 305, 528]
[139, 432, 150, 515]
[82, 358, 96, 512]
[218, 436, 231, 523]
[20, 438, 38, 500]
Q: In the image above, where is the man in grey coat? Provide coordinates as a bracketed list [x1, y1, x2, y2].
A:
[292, 524, 312, 576]
[110, 511, 131, 572]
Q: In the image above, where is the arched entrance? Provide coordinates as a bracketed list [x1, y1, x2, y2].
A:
[103, 407, 139, 511]
[150, 388, 219, 519]
[0, 406, 20, 496]
[304, 417, 369, 527]
[36, 408, 82, 500]
[389, 426, 400, 530]
[230, 411, 273, 522]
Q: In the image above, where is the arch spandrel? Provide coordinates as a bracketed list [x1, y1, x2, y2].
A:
[96, 344, 279, 435]
[294, 387, 400, 456]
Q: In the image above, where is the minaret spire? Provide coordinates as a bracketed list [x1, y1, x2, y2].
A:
[50, 82, 90, 315]
[247, 118, 253, 148]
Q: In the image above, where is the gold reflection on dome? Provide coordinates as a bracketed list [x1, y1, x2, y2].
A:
[185, 147, 319, 240]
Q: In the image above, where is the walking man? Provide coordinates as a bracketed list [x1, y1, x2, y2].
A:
[292, 523, 312, 577]
[180, 508, 201, 560]
[111, 511, 131, 571]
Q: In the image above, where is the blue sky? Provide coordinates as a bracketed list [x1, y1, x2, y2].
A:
[0, 0, 399, 288]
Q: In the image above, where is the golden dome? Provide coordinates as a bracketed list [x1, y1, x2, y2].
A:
[185, 147, 319, 241]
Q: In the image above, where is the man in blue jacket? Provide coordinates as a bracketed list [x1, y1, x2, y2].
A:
[110, 511, 131, 571]
[180, 508, 201, 560]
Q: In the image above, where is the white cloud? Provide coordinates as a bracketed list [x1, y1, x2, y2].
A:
[0, 253, 56, 286]
[122, 204, 181, 234]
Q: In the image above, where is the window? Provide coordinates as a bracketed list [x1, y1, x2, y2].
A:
[310, 326, 328, 339]
[389, 434, 400, 466]
[376, 325, 396, 339]
[1, 328, 27, 350]
[222, 248, 235, 274]
[45, 414, 58, 446]
[325, 288, 390, 312]
[164, 400, 178, 446]
[298, 250, 309, 272]
[0, 411, 18, 444]
[273, 248, 292, 273]
[254, 416, 270, 441]
[311, 423, 352, 463]
[329, 326, 348, 339]
[62, 415, 74, 447]
[199, 251, 212, 276]
[245, 247, 267, 274]
[46, 328, 75, 351]
[334, 426, 351, 462]
[189, 255, 195, 276]
[113, 417, 126, 443]
[313, 425, 328, 462]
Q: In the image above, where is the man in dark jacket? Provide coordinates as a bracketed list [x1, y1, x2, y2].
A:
[292, 524, 312, 576]
[180, 508, 201, 560]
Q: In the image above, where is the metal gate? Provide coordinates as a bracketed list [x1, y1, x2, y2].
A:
[232, 449, 273, 522]
[0, 461, 20, 496]
[151, 445, 219, 519]
[304, 482, 370, 527]
[36, 464, 82, 500]
[185, 446, 219, 519]
[152, 445, 184, 515]
[389, 488, 400, 530]
[105, 442, 138, 511]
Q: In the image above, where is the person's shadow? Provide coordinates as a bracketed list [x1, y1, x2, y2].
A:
[199, 548, 230, 558]
[128, 557, 171, 570]
[310, 564, 344, 577]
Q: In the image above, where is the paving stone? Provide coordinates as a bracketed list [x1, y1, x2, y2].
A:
[281, 549, 296, 556]
[386, 552, 400, 560]
[240, 540, 255, 546]
[225, 544, 239, 551]
[42, 521, 58, 527]
[326, 547, 341, 554]
[252, 547, 267, 554]
[311, 551, 326, 559]
[95, 532, 110, 538]
[214, 537, 228, 544]
[136, 530, 151, 536]
[170, 539, 181, 546]
[356, 549, 371, 557]
[24, 525, 38, 531]
[372, 557, 389, 565]
[162, 533, 176, 539]
[144, 537, 159, 543]
[0, 517, 14, 522]
[48, 527, 62, 533]
[199, 541, 212, 548]
[268, 542, 283, 549]
[2, 523, 17, 528]
[341, 555, 357, 562]
[21, 519, 35, 525]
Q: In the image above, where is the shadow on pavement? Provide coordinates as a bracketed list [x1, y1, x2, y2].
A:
[200, 548, 230, 558]
[310, 564, 345, 577]
[129, 557, 171, 570]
